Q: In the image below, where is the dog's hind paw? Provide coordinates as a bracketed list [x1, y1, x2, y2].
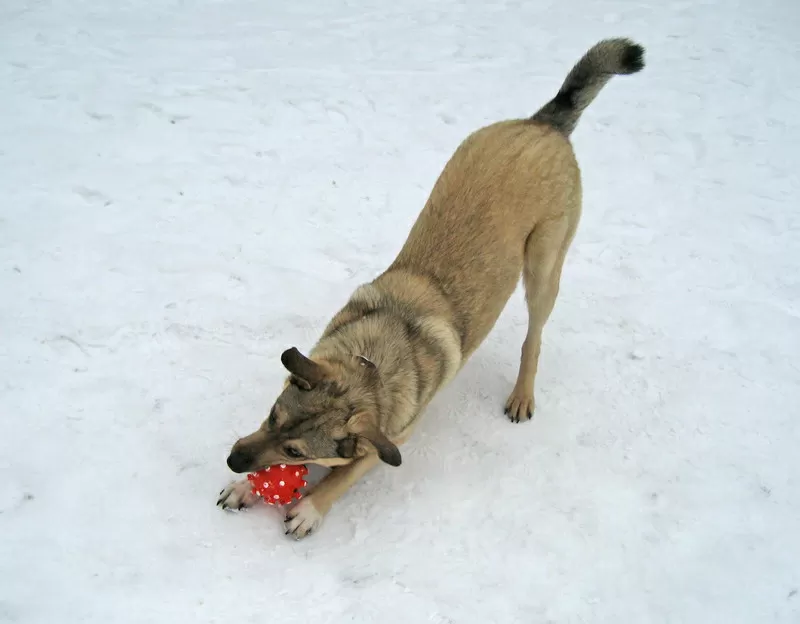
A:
[504, 390, 535, 423]
[217, 479, 259, 511]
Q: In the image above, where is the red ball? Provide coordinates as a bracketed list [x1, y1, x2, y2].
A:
[247, 464, 308, 506]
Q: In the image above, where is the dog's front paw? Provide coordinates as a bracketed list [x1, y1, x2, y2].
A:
[284, 497, 324, 540]
[504, 390, 535, 423]
[217, 479, 259, 511]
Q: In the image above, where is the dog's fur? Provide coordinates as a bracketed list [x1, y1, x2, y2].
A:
[218, 38, 645, 538]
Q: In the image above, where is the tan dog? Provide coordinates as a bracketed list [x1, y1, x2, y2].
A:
[218, 38, 645, 538]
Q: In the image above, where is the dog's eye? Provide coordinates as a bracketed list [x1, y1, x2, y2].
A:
[284, 445, 304, 459]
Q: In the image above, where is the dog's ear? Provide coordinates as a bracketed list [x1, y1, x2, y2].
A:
[280, 347, 327, 390]
[361, 428, 402, 467]
[347, 413, 402, 467]
[354, 355, 381, 385]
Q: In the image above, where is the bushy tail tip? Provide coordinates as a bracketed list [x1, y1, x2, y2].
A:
[531, 38, 645, 136]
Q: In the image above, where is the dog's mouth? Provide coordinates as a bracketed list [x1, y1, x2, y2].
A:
[226, 449, 311, 474]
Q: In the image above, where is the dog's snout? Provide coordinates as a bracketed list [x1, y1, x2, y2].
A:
[226, 448, 255, 473]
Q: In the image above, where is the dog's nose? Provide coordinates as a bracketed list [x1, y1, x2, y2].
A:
[226, 449, 254, 473]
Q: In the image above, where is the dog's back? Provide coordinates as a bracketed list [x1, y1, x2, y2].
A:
[385, 122, 577, 357]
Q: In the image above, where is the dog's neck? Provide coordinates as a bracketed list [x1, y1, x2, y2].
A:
[312, 312, 426, 434]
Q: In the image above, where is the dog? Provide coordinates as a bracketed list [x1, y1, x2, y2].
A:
[218, 38, 645, 539]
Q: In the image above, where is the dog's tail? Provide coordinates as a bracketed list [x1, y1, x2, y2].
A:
[531, 38, 645, 137]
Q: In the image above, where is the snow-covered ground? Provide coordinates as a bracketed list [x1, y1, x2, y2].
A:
[1, 0, 798, 622]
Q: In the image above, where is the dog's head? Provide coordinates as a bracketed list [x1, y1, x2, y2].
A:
[226, 347, 401, 473]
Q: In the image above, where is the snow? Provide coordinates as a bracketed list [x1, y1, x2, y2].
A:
[1, 0, 798, 621]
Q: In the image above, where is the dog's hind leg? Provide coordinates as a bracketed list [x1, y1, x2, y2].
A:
[505, 213, 578, 422]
